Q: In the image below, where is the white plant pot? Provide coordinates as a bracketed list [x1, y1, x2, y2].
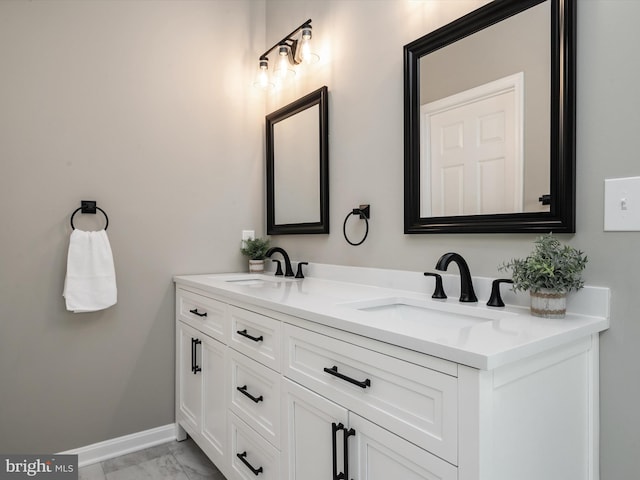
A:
[248, 259, 265, 273]
[530, 289, 567, 318]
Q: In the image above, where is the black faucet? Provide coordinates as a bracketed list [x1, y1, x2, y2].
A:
[435, 252, 478, 303]
[487, 279, 514, 307]
[423, 272, 447, 299]
[265, 247, 294, 277]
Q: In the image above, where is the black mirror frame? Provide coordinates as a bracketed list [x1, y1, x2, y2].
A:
[404, 0, 575, 234]
[266, 86, 329, 235]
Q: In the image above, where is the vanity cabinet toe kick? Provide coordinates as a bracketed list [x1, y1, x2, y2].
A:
[175, 284, 601, 480]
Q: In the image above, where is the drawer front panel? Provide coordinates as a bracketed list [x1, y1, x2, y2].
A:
[229, 306, 281, 371]
[229, 412, 281, 480]
[229, 349, 281, 448]
[177, 289, 227, 343]
[283, 323, 458, 464]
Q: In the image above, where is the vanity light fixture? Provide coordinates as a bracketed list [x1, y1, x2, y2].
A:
[253, 19, 319, 89]
[299, 25, 319, 64]
[274, 45, 296, 81]
[253, 59, 274, 89]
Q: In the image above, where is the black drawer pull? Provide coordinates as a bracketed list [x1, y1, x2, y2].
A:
[323, 365, 371, 389]
[237, 451, 263, 476]
[191, 338, 202, 374]
[237, 385, 264, 403]
[189, 308, 207, 317]
[237, 329, 264, 343]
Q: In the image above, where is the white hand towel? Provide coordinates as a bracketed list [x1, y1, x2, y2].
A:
[63, 229, 117, 313]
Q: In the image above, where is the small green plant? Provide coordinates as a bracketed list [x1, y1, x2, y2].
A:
[499, 234, 587, 294]
[240, 237, 270, 260]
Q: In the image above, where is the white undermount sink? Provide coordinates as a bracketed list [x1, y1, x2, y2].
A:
[340, 296, 517, 329]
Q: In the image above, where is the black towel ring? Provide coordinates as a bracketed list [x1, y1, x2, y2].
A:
[343, 205, 370, 246]
[70, 201, 109, 230]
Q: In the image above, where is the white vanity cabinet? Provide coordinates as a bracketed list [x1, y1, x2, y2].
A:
[176, 288, 285, 480]
[282, 322, 459, 479]
[175, 298, 227, 470]
[175, 274, 605, 480]
[281, 376, 457, 480]
[226, 306, 283, 480]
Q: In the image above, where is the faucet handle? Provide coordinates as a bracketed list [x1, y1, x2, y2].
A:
[295, 262, 309, 279]
[487, 279, 514, 307]
[272, 259, 283, 276]
[424, 272, 447, 299]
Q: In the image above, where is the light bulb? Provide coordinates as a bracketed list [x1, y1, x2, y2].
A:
[300, 26, 319, 64]
[274, 45, 295, 80]
[253, 59, 273, 89]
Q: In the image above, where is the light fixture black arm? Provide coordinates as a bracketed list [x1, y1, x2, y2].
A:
[259, 18, 312, 64]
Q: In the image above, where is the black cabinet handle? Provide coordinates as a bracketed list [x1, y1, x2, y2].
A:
[237, 385, 263, 403]
[331, 423, 342, 480]
[191, 338, 195, 373]
[237, 451, 263, 476]
[191, 338, 201, 374]
[342, 426, 355, 480]
[323, 365, 371, 389]
[237, 329, 264, 343]
[331, 422, 355, 480]
[189, 308, 207, 317]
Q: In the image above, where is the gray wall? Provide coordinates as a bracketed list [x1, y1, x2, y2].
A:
[1, 1, 639, 479]
[0, 0, 265, 453]
[264, 1, 640, 479]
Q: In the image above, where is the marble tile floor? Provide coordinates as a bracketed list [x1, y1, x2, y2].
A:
[78, 438, 227, 480]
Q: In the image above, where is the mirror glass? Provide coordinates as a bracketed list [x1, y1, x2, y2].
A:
[273, 105, 320, 224]
[267, 86, 329, 235]
[404, 0, 575, 233]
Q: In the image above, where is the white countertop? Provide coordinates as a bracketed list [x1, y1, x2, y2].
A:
[174, 264, 609, 370]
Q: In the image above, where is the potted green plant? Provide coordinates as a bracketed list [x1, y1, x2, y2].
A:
[240, 237, 270, 273]
[499, 234, 588, 318]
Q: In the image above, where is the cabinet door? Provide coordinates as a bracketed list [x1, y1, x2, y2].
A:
[348, 412, 458, 480]
[200, 334, 227, 470]
[177, 321, 201, 434]
[281, 378, 348, 480]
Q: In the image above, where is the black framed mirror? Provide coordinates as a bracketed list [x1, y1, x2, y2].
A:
[266, 86, 329, 235]
[404, 0, 575, 234]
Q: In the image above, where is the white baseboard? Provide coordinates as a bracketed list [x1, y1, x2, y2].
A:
[58, 423, 177, 467]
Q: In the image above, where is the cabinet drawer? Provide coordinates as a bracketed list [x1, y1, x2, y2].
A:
[229, 306, 281, 372]
[283, 323, 458, 465]
[177, 288, 227, 343]
[229, 349, 281, 448]
[229, 412, 281, 480]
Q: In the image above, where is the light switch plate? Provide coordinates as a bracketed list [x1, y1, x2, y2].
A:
[604, 177, 640, 231]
